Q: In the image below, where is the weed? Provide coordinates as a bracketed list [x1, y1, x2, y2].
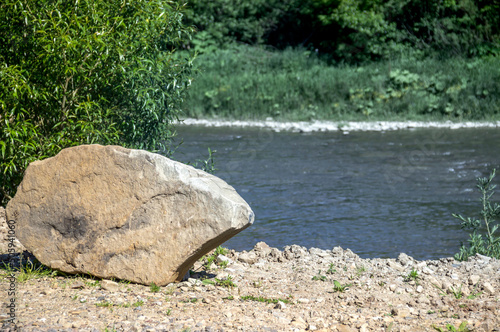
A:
[166, 309, 172, 315]
[454, 169, 500, 261]
[223, 295, 234, 300]
[104, 327, 117, 332]
[182, 298, 198, 303]
[150, 283, 160, 293]
[215, 275, 236, 288]
[200, 246, 229, 270]
[201, 279, 216, 286]
[132, 300, 144, 307]
[71, 295, 78, 301]
[252, 280, 263, 288]
[450, 285, 463, 299]
[240, 295, 291, 304]
[84, 279, 101, 288]
[428, 310, 435, 314]
[312, 270, 327, 281]
[466, 286, 483, 300]
[326, 263, 337, 274]
[333, 280, 351, 292]
[432, 321, 470, 332]
[96, 301, 113, 307]
[356, 265, 366, 276]
[404, 268, 420, 284]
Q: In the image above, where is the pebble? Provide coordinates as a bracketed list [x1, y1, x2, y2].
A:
[3, 242, 499, 332]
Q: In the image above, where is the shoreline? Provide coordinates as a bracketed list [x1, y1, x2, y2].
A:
[1, 241, 499, 331]
[177, 118, 500, 133]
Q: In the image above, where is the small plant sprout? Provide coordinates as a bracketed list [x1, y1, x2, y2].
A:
[150, 283, 160, 293]
[450, 284, 463, 299]
[356, 265, 366, 276]
[312, 270, 327, 281]
[326, 263, 337, 274]
[132, 300, 144, 307]
[333, 280, 351, 292]
[404, 268, 420, 283]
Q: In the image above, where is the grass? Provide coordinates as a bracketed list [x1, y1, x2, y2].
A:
[182, 45, 500, 122]
[240, 295, 291, 304]
[0, 258, 58, 282]
[150, 282, 160, 293]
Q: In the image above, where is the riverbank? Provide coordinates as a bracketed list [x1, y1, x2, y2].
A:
[2, 242, 499, 332]
[177, 118, 500, 133]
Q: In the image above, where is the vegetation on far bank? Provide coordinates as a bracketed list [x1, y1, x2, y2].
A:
[180, 0, 500, 122]
[181, 46, 500, 122]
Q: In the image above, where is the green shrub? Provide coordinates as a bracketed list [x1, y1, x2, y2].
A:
[0, 0, 194, 206]
[454, 169, 500, 261]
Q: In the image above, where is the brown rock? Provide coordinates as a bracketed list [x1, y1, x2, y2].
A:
[6, 144, 254, 285]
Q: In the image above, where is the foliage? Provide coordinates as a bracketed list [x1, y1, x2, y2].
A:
[404, 268, 420, 283]
[191, 148, 217, 173]
[0, 0, 194, 206]
[432, 321, 470, 332]
[1, 257, 58, 282]
[183, 0, 288, 53]
[150, 282, 161, 293]
[312, 270, 327, 281]
[332, 280, 351, 292]
[200, 245, 228, 270]
[240, 295, 291, 304]
[454, 169, 500, 261]
[215, 275, 236, 288]
[182, 45, 500, 121]
[183, 0, 500, 61]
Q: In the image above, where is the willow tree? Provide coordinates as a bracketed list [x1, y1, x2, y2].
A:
[0, 0, 194, 206]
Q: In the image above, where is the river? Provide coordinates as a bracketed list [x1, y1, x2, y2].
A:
[174, 124, 500, 260]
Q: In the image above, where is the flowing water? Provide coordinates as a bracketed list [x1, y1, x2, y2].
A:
[174, 125, 500, 260]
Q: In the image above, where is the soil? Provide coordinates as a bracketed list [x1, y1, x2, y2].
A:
[1, 239, 499, 332]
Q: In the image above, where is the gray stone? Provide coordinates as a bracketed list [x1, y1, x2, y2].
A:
[469, 275, 480, 285]
[397, 253, 413, 266]
[238, 252, 257, 264]
[6, 144, 254, 285]
[100, 280, 120, 292]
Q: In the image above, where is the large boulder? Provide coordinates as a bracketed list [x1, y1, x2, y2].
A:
[6, 145, 254, 285]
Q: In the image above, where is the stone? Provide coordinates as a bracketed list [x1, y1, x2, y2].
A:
[238, 252, 258, 264]
[6, 144, 254, 286]
[482, 282, 495, 295]
[397, 253, 412, 266]
[469, 275, 480, 285]
[100, 280, 120, 292]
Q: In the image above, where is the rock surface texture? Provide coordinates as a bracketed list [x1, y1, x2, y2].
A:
[6, 145, 254, 285]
